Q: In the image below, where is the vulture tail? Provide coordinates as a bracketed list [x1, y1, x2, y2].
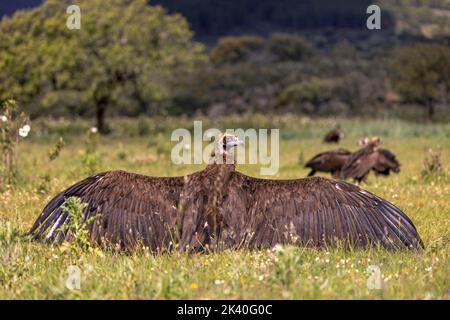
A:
[27, 173, 105, 241]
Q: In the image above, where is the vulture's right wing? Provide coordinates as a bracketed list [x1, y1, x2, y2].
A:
[28, 170, 185, 251]
[217, 174, 423, 250]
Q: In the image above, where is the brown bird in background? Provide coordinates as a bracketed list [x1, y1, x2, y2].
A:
[323, 125, 344, 143]
[341, 136, 400, 182]
[28, 133, 423, 252]
[304, 148, 352, 178]
[357, 137, 401, 176]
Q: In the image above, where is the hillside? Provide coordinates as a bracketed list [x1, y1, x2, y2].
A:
[1, 0, 449, 42]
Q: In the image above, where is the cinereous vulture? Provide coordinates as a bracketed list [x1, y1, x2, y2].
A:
[323, 126, 344, 143]
[357, 137, 401, 176]
[28, 134, 423, 252]
[342, 137, 400, 182]
[304, 149, 352, 178]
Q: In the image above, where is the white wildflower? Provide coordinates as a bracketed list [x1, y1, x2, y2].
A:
[90, 127, 98, 134]
[0, 115, 7, 122]
[214, 279, 224, 285]
[18, 128, 28, 137]
[272, 244, 284, 253]
[22, 124, 31, 133]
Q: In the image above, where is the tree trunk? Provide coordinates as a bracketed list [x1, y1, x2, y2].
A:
[425, 97, 435, 120]
[96, 100, 107, 134]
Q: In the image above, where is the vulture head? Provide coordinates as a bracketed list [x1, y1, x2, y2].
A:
[357, 137, 369, 146]
[209, 133, 244, 165]
[358, 136, 381, 148]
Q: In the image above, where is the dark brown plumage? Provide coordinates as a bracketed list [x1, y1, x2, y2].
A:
[28, 171, 185, 251]
[373, 148, 401, 175]
[304, 148, 352, 178]
[343, 137, 401, 182]
[323, 126, 344, 143]
[28, 134, 423, 252]
[341, 137, 381, 182]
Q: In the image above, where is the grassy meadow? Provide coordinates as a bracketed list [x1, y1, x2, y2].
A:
[0, 115, 449, 299]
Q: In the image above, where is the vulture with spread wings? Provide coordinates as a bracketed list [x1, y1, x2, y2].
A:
[28, 134, 423, 252]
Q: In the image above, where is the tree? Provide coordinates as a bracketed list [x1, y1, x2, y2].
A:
[390, 43, 450, 120]
[0, 0, 206, 133]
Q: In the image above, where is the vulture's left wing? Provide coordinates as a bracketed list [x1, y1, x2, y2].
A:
[217, 174, 423, 250]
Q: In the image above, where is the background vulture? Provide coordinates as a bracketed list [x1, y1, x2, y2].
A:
[358, 137, 401, 176]
[342, 137, 400, 182]
[304, 148, 352, 178]
[323, 126, 344, 143]
[28, 134, 423, 252]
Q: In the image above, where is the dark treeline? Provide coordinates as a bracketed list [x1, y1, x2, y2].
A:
[151, 0, 395, 41]
[0, 0, 43, 16]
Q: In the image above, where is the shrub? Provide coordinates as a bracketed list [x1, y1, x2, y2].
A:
[268, 33, 312, 62]
[209, 35, 265, 64]
[59, 196, 98, 254]
[422, 148, 443, 178]
[277, 78, 337, 112]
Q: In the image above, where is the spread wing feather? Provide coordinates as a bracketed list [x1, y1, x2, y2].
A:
[341, 148, 379, 181]
[28, 170, 185, 251]
[29, 166, 423, 252]
[216, 174, 423, 250]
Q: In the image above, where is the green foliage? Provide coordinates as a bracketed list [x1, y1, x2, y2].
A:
[48, 137, 65, 161]
[0, 220, 22, 246]
[59, 196, 97, 253]
[377, 0, 450, 38]
[0, 99, 30, 188]
[175, 36, 403, 118]
[209, 33, 313, 65]
[268, 33, 312, 62]
[271, 246, 303, 288]
[390, 43, 450, 119]
[278, 78, 337, 112]
[209, 35, 265, 64]
[36, 174, 51, 195]
[0, 0, 206, 132]
[36, 137, 65, 195]
[421, 148, 445, 182]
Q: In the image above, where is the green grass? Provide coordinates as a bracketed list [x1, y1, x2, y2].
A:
[0, 116, 449, 299]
